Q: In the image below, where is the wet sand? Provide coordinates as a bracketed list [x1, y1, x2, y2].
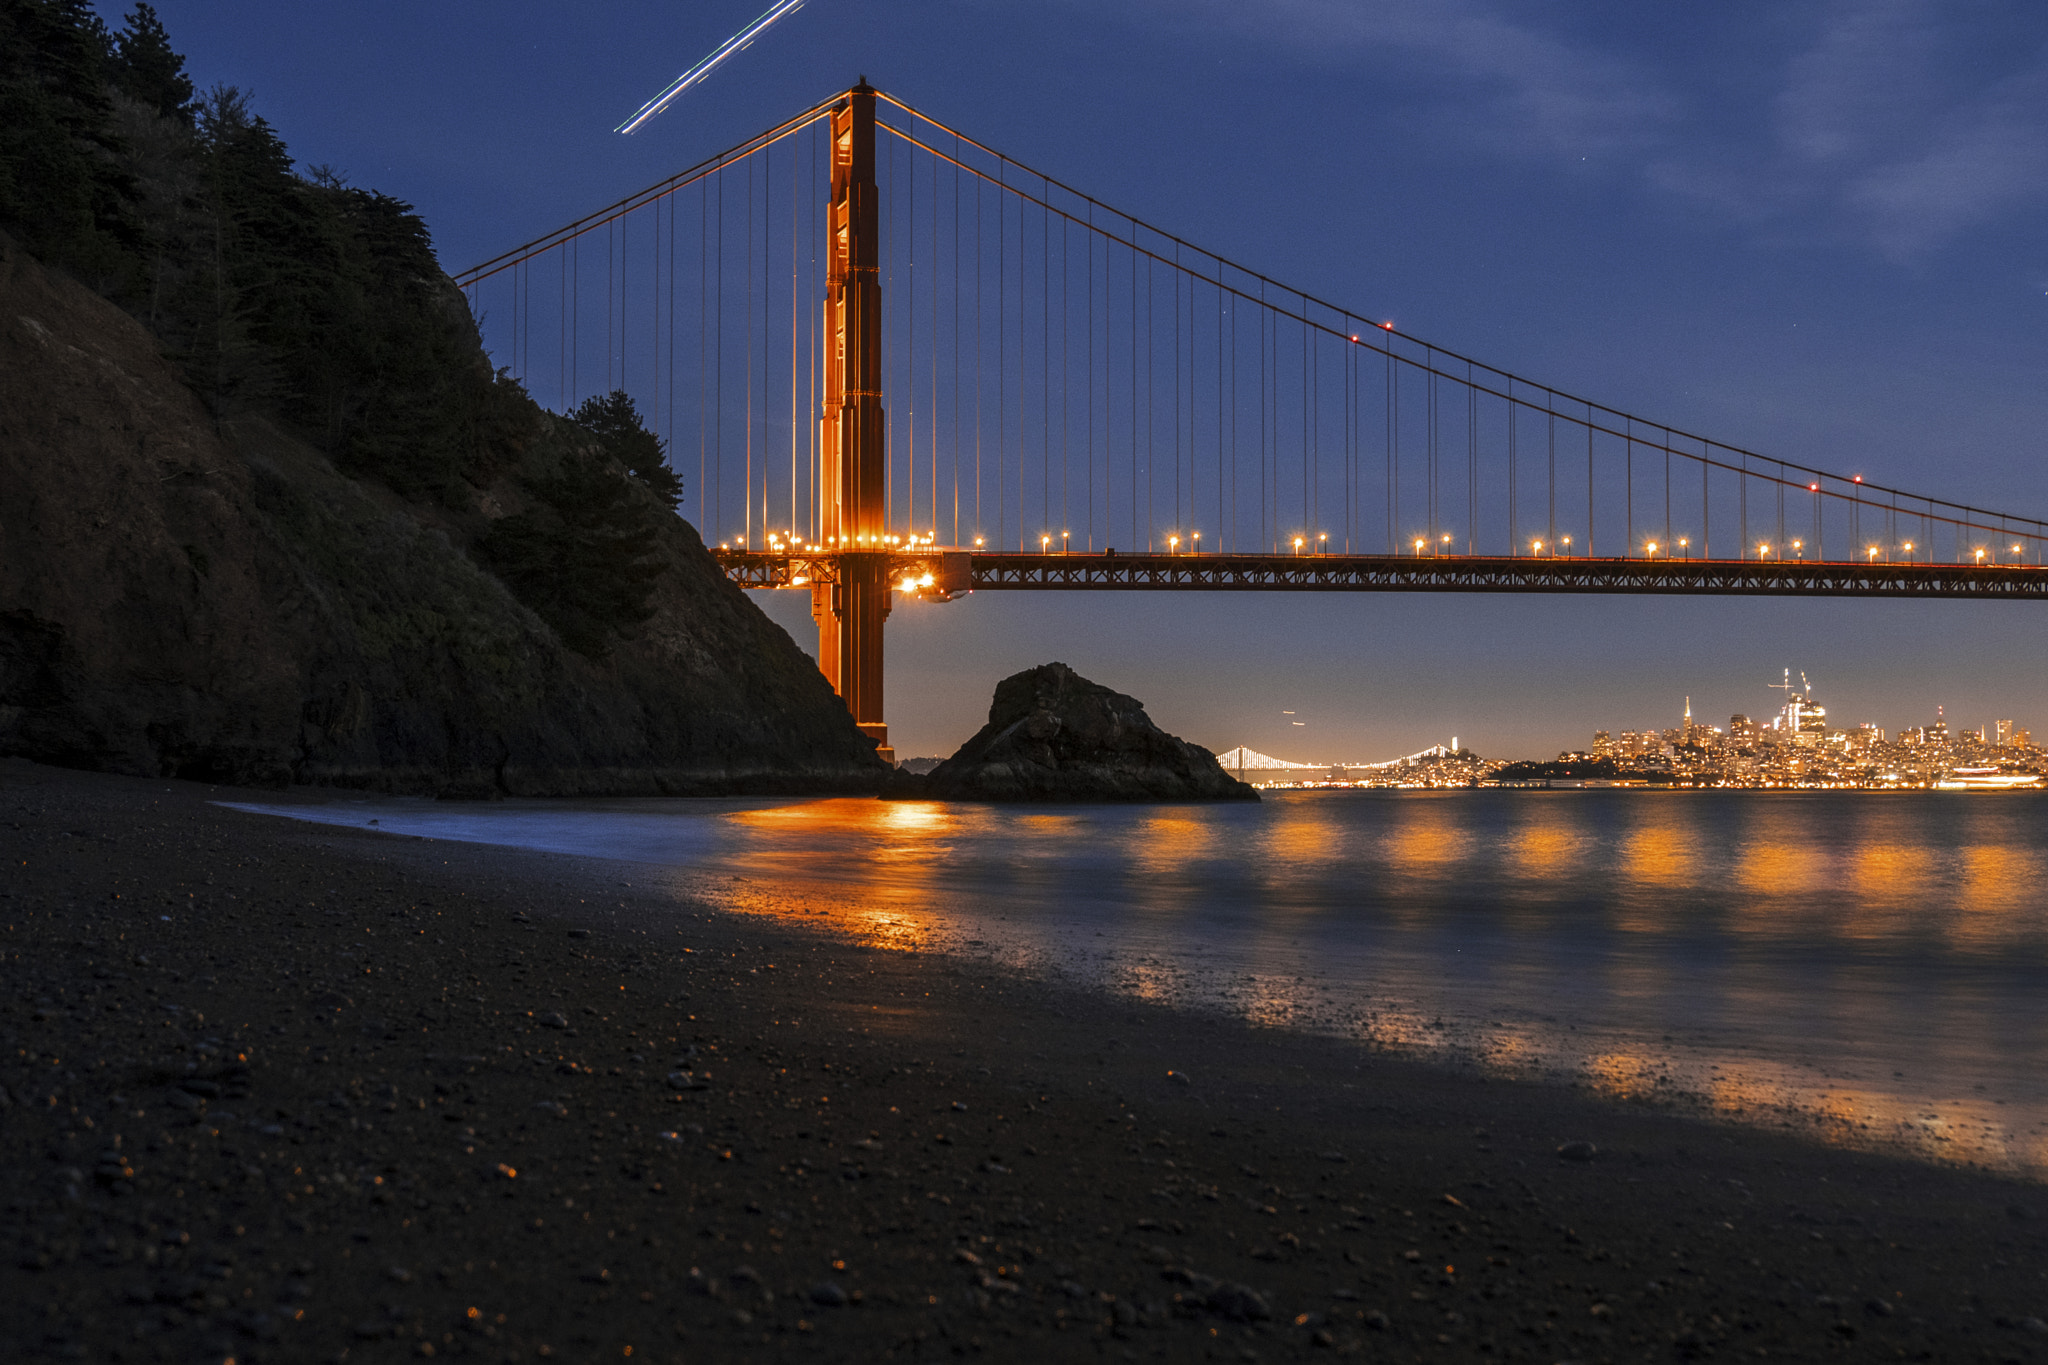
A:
[3, 758, 2046, 1363]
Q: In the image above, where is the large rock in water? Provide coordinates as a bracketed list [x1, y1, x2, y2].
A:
[0, 232, 884, 795]
[922, 663, 1258, 802]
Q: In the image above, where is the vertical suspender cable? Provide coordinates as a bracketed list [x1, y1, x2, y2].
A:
[932, 142, 939, 537]
[744, 157, 754, 547]
[1508, 387, 1517, 555]
[1547, 401, 1556, 552]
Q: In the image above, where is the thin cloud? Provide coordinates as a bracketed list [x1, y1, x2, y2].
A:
[1087, 0, 2048, 260]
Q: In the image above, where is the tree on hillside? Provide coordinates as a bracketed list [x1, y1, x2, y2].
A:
[0, 0, 136, 283]
[109, 3, 193, 124]
[571, 390, 683, 510]
[477, 456, 668, 658]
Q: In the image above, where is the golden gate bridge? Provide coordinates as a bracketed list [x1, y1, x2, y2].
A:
[455, 84, 2048, 762]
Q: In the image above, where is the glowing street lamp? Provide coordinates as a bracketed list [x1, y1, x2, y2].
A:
[1903, 540, 1915, 560]
[973, 536, 985, 547]
[1532, 539, 1544, 555]
[1318, 533, 1328, 553]
[1867, 545, 1880, 562]
[1645, 541, 1659, 557]
[1678, 537, 1690, 557]
[1294, 536, 1305, 555]
[1440, 534, 1452, 553]
[1757, 543, 1771, 559]
[1040, 534, 1051, 552]
[1791, 539, 1803, 559]
[1191, 531, 1201, 553]
[1414, 538, 1425, 556]
[1062, 530, 1070, 553]
[1560, 536, 1571, 556]
[1168, 534, 1180, 554]
[1974, 547, 1987, 565]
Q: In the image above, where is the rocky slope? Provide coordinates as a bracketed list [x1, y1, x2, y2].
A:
[0, 231, 884, 795]
[920, 662, 1258, 802]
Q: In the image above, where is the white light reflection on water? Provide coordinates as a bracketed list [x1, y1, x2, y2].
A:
[223, 789, 2048, 1175]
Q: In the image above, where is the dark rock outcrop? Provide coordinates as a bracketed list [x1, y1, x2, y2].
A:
[919, 662, 1257, 802]
[0, 232, 885, 795]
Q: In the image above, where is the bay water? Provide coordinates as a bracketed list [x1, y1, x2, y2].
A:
[228, 788, 2048, 1176]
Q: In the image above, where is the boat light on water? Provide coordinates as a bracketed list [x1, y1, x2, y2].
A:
[1932, 767, 2045, 790]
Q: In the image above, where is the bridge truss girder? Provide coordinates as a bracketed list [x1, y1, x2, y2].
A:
[717, 550, 2048, 600]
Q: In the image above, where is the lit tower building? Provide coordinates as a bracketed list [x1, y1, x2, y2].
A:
[1768, 670, 1828, 745]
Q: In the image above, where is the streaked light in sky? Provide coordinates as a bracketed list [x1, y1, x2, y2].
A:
[616, 0, 807, 135]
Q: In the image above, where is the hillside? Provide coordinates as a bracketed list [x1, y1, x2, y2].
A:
[0, 230, 885, 794]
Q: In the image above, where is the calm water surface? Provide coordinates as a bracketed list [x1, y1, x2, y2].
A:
[228, 789, 2048, 1176]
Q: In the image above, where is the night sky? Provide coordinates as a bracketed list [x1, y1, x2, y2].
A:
[127, 1, 2048, 763]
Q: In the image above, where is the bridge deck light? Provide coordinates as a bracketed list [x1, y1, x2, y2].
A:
[1975, 547, 1986, 563]
[1645, 541, 1658, 556]
[1413, 538, 1424, 555]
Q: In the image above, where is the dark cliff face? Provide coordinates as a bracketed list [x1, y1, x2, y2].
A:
[0, 232, 885, 795]
[921, 662, 1258, 803]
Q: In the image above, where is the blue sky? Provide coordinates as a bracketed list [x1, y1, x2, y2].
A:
[131, 1, 2048, 761]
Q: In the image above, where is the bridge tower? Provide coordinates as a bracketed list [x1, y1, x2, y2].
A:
[811, 83, 893, 763]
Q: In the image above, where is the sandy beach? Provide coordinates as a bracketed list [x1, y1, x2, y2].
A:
[4, 757, 2047, 1364]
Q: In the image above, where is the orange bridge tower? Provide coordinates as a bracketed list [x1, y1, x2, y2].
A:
[811, 83, 893, 764]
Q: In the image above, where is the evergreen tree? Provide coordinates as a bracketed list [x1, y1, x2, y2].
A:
[109, 3, 193, 124]
[570, 390, 683, 510]
[0, 0, 136, 282]
[477, 456, 667, 657]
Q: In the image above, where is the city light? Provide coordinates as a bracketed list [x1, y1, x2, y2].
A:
[1533, 539, 1544, 554]
[1678, 538, 1689, 556]
[1040, 534, 1051, 551]
[1561, 536, 1572, 555]
[1645, 541, 1659, 557]
[974, 536, 984, 547]
[1192, 531, 1201, 552]
[1758, 543, 1771, 558]
[1792, 540, 1803, 559]
[1975, 547, 1986, 564]
[1295, 536, 1306, 554]
[1868, 546, 1879, 561]
[1168, 534, 1180, 553]
[1414, 538, 1425, 556]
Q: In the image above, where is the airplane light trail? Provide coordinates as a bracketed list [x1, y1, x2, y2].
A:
[616, 0, 807, 135]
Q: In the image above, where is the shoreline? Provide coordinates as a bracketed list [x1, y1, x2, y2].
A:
[5, 758, 2047, 1362]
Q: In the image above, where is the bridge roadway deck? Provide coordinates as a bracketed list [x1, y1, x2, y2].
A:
[714, 549, 2048, 600]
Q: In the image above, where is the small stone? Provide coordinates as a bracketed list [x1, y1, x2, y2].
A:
[538, 1011, 568, 1029]
[1363, 1309, 1390, 1331]
[1166, 1070, 1192, 1087]
[2020, 1317, 2048, 1335]
[809, 1281, 849, 1307]
[386, 1267, 412, 1284]
[1864, 1298, 1895, 1317]
[1556, 1140, 1598, 1162]
[1207, 1283, 1271, 1322]
[165, 1089, 203, 1111]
